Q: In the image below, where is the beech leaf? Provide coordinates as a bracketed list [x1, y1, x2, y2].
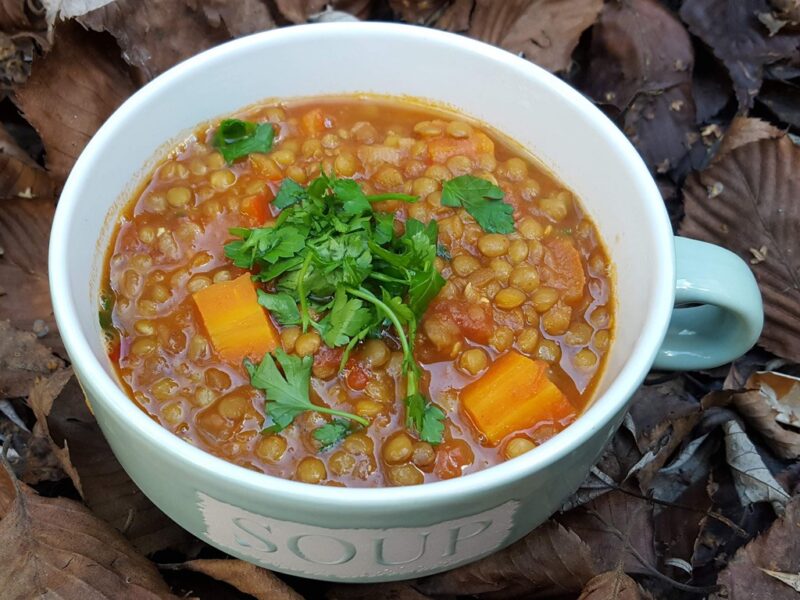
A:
[164, 559, 302, 600]
[680, 0, 800, 110]
[433, 0, 603, 73]
[0, 458, 175, 598]
[0, 124, 55, 199]
[760, 569, 800, 592]
[0, 321, 62, 399]
[714, 496, 800, 599]
[0, 198, 62, 353]
[13, 22, 136, 184]
[578, 569, 652, 600]
[328, 581, 433, 599]
[680, 136, 800, 361]
[273, 0, 373, 23]
[716, 116, 784, 159]
[415, 520, 597, 598]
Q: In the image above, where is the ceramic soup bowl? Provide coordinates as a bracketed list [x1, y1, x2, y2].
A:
[49, 23, 763, 582]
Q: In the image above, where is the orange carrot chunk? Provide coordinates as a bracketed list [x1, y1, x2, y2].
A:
[461, 350, 575, 445]
[192, 274, 279, 364]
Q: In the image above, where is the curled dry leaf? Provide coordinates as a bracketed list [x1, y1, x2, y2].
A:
[0, 124, 55, 199]
[583, 0, 698, 173]
[273, 0, 373, 23]
[164, 559, 302, 600]
[722, 419, 790, 514]
[13, 22, 136, 184]
[415, 520, 596, 599]
[680, 0, 800, 110]
[579, 569, 651, 600]
[328, 581, 432, 599]
[432, 0, 603, 73]
[0, 458, 175, 598]
[680, 137, 800, 362]
[78, 0, 274, 82]
[0, 198, 62, 352]
[711, 371, 800, 459]
[558, 491, 656, 576]
[0, 321, 62, 399]
[713, 495, 800, 599]
[40, 0, 115, 26]
[29, 372, 194, 554]
[716, 116, 783, 159]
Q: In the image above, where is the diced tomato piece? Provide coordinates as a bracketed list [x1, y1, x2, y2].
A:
[346, 360, 370, 391]
[430, 300, 494, 345]
[313, 345, 344, 380]
[542, 237, 586, 302]
[434, 439, 475, 480]
[240, 193, 273, 225]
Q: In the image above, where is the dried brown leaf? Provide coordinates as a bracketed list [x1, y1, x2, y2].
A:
[0, 0, 33, 31]
[716, 117, 783, 158]
[389, 0, 449, 24]
[679, 137, 800, 361]
[167, 559, 302, 600]
[415, 520, 596, 598]
[558, 491, 656, 576]
[0, 453, 13, 517]
[579, 569, 651, 600]
[0, 124, 54, 199]
[13, 22, 136, 184]
[583, 0, 698, 172]
[77, 0, 273, 82]
[713, 495, 800, 599]
[328, 581, 432, 600]
[435, 0, 603, 73]
[0, 457, 175, 599]
[759, 80, 800, 129]
[0, 321, 62, 399]
[30, 373, 195, 554]
[273, 0, 373, 22]
[722, 419, 790, 514]
[0, 198, 62, 352]
[680, 0, 800, 110]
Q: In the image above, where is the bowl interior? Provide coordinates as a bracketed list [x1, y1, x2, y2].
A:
[51, 23, 673, 496]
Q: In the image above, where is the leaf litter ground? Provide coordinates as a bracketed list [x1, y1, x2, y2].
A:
[1, 1, 800, 598]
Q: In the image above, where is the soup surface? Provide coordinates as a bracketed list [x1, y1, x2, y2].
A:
[102, 96, 614, 487]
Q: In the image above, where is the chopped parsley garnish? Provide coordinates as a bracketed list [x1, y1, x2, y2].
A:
[227, 171, 447, 442]
[313, 419, 352, 450]
[441, 174, 515, 234]
[213, 119, 275, 164]
[246, 349, 368, 434]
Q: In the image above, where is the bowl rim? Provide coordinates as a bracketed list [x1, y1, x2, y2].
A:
[49, 21, 674, 508]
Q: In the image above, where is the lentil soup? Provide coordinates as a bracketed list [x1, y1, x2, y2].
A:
[102, 95, 614, 487]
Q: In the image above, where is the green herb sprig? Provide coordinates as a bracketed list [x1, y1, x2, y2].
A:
[213, 119, 275, 164]
[441, 174, 514, 234]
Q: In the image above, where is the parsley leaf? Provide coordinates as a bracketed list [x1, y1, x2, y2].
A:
[405, 393, 446, 444]
[441, 174, 515, 234]
[213, 119, 274, 164]
[274, 179, 306, 209]
[247, 349, 368, 433]
[256, 290, 300, 326]
[320, 287, 374, 347]
[313, 419, 351, 450]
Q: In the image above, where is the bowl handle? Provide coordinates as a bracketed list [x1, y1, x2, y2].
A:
[652, 236, 764, 371]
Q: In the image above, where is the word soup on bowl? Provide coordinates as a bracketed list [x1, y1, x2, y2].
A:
[101, 96, 614, 487]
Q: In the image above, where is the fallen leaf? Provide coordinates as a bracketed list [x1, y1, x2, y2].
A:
[77, 0, 273, 83]
[761, 568, 800, 591]
[558, 491, 656, 576]
[0, 457, 175, 598]
[40, 0, 115, 25]
[328, 581, 432, 599]
[759, 80, 800, 129]
[29, 372, 195, 554]
[415, 520, 596, 598]
[692, 45, 733, 123]
[716, 116, 784, 158]
[722, 419, 790, 514]
[680, 137, 800, 361]
[648, 433, 716, 504]
[713, 495, 800, 599]
[0, 452, 13, 516]
[164, 559, 301, 600]
[0, 0, 36, 31]
[578, 569, 651, 599]
[0, 321, 62, 399]
[0, 123, 54, 199]
[711, 371, 800, 459]
[680, 0, 800, 110]
[389, 0, 449, 24]
[582, 0, 699, 172]
[0, 198, 62, 352]
[273, 0, 373, 22]
[433, 0, 603, 73]
[13, 22, 136, 184]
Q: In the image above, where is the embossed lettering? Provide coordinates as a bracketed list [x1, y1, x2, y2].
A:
[442, 520, 493, 557]
[232, 517, 278, 553]
[374, 532, 430, 565]
[288, 534, 357, 565]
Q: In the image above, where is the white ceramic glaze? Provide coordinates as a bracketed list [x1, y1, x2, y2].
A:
[50, 23, 677, 581]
